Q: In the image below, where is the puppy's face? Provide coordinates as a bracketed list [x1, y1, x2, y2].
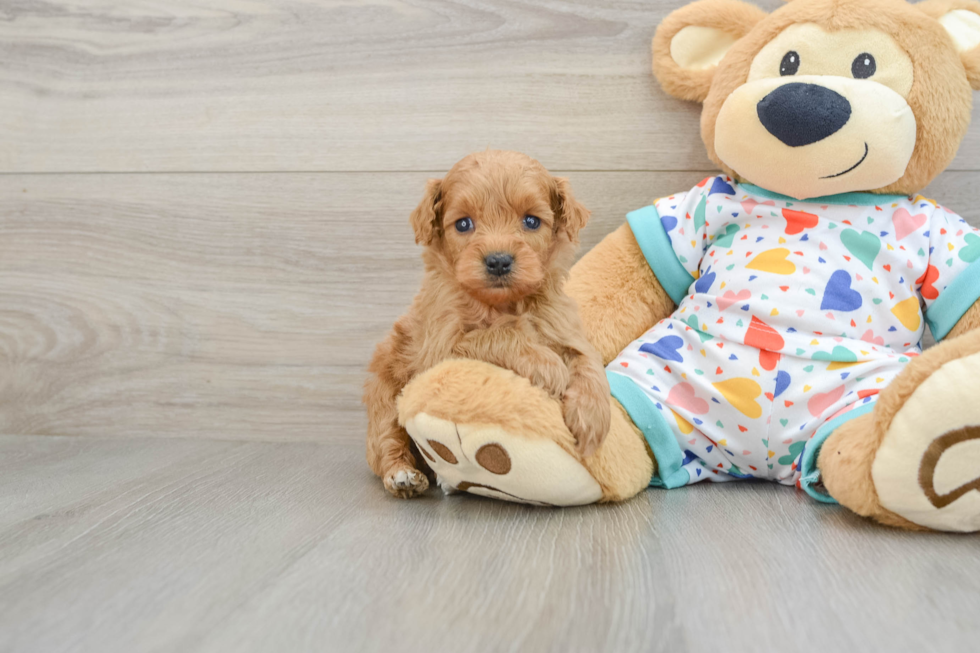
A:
[440, 168, 556, 305]
[411, 151, 589, 305]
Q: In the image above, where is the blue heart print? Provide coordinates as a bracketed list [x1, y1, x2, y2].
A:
[694, 266, 716, 293]
[774, 370, 791, 398]
[639, 336, 684, 362]
[661, 215, 678, 234]
[709, 177, 736, 196]
[820, 270, 863, 311]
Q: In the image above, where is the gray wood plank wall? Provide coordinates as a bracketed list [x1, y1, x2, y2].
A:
[3, 0, 980, 441]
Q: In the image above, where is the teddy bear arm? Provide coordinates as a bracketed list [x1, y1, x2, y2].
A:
[566, 222, 675, 365]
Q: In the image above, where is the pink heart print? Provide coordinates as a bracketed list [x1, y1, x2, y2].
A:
[667, 382, 710, 415]
[740, 199, 776, 214]
[717, 289, 751, 311]
[893, 208, 927, 240]
[808, 385, 846, 418]
[860, 329, 885, 345]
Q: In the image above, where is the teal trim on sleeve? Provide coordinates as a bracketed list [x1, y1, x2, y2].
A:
[740, 184, 907, 207]
[607, 371, 690, 489]
[799, 402, 876, 504]
[926, 257, 980, 341]
[626, 205, 695, 306]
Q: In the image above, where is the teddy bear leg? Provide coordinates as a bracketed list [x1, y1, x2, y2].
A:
[397, 359, 654, 506]
[818, 330, 980, 532]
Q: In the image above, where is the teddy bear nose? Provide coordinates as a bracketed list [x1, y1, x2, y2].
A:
[757, 82, 852, 147]
[485, 252, 514, 276]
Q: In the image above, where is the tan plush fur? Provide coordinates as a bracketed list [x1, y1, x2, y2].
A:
[655, 0, 980, 196]
[918, 0, 980, 89]
[565, 223, 676, 365]
[586, 400, 657, 501]
[819, 300, 980, 529]
[818, 413, 926, 530]
[365, 150, 610, 497]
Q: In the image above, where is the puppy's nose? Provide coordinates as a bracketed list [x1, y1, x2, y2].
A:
[484, 252, 514, 277]
[757, 83, 851, 147]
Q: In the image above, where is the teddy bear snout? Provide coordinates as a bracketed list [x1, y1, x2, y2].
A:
[756, 82, 852, 147]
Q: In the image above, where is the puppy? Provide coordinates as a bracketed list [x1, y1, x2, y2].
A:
[364, 150, 611, 498]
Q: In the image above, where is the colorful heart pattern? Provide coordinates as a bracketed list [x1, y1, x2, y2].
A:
[782, 208, 819, 235]
[718, 289, 751, 311]
[667, 382, 710, 415]
[746, 248, 796, 275]
[607, 176, 980, 490]
[840, 229, 880, 270]
[820, 270, 862, 312]
[893, 208, 926, 240]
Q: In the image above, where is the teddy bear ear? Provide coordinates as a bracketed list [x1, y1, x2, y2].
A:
[919, 0, 980, 89]
[652, 0, 768, 103]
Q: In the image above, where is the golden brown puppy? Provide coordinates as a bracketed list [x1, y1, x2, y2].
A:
[364, 150, 610, 498]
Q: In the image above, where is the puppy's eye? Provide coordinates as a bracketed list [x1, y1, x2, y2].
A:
[455, 217, 474, 233]
[851, 52, 876, 79]
[780, 51, 800, 76]
[522, 215, 541, 230]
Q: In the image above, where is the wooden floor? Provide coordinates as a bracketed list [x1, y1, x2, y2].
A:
[1, 1, 978, 651]
[2, 435, 979, 653]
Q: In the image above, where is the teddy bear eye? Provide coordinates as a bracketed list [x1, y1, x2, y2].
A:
[455, 217, 474, 233]
[851, 52, 876, 79]
[522, 215, 541, 230]
[780, 51, 800, 76]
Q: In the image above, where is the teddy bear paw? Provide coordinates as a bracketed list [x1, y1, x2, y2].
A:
[404, 411, 602, 506]
[873, 351, 980, 532]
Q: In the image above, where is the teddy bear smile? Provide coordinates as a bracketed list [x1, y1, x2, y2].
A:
[821, 142, 869, 179]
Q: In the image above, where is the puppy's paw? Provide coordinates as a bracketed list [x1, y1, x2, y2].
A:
[383, 465, 429, 498]
[562, 387, 611, 458]
[527, 362, 571, 400]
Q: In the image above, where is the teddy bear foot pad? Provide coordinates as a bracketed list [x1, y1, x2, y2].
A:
[873, 352, 980, 532]
[404, 412, 603, 507]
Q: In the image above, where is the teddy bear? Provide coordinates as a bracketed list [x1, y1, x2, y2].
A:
[392, 0, 980, 532]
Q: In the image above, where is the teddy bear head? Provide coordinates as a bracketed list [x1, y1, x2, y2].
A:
[653, 0, 980, 199]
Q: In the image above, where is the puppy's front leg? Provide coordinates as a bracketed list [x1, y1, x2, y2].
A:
[454, 326, 568, 398]
[561, 344, 612, 457]
[365, 328, 429, 498]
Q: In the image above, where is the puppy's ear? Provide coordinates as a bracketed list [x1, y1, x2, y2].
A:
[919, 0, 980, 90]
[409, 178, 443, 245]
[652, 0, 767, 103]
[551, 176, 590, 243]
